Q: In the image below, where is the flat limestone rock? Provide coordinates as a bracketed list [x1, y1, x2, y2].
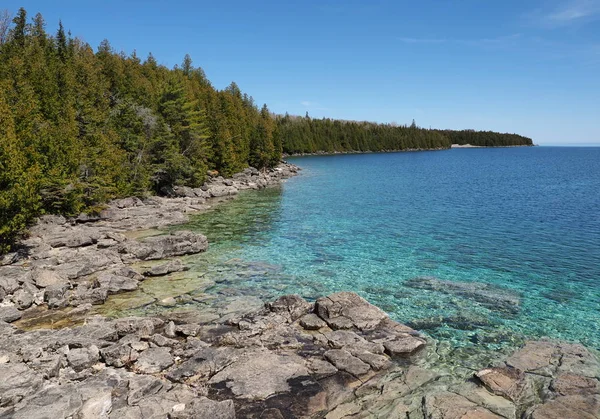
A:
[32, 269, 68, 288]
[556, 342, 600, 378]
[0, 362, 43, 407]
[551, 374, 600, 396]
[208, 350, 309, 400]
[9, 383, 84, 419]
[315, 292, 388, 331]
[134, 347, 174, 374]
[455, 381, 517, 419]
[308, 357, 338, 379]
[299, 313, 327, 330]
[166, 347, 239, 383]
[324, 349, 371, 376]
[528, 394, 600, 419]
[169, 397, 235, 419]
[506, 340, 600, 378]
[100, 343, 139, 368]
[475, 366, 527, 402]
[144, 259, 187, 277]
[424, 391, 503, 419]
[97, 272, 140, 294]
[506, 341, 557, 375]
[119, 231, 208, 261]
[267, 294, 312, 321]
[353, 351, 392, 370]
[383, 336, 426, 356]
[67, 345, 100, 372]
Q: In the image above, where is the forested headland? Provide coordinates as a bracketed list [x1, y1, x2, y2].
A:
[0, 8, 532, 252]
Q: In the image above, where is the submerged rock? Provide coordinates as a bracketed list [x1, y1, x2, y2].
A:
[405, 276, 521, 313]
[424, 391, 503, 418]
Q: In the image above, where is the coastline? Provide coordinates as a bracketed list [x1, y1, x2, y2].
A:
[0, 162, 598, 418]
[283, 143, 534, 157]
[450, 143, 535, 149]
[283, 147, 449, 158]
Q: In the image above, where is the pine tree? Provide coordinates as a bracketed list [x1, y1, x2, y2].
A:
[250, 104, 275, 170]
[182, 54, 193, 77]
[0, 86, 41, 252]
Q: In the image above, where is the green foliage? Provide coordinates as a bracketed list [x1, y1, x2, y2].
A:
[436, 129, 533, 147]
[276, 116, 452, 154]
[276, 116, 533, 154]
[0, 86, 42, 252]
[0, 9, 280, 252]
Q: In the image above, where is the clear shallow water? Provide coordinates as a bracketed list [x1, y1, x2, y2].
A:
[168, 147, 600, 353]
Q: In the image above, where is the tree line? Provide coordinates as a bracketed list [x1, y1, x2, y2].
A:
[276, 116, 532, 154]
[437, 129, 533, 147]
[0, 8, 533, 252]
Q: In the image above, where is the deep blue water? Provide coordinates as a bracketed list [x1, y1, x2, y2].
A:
[175, 147, 600, 352]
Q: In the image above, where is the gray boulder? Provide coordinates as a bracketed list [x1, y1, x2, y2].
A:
[134, 347, 174, 374]
[67, 346, 100, 372]
[299, 313, 327, 330]
[0, 266, 26, 294]
[13, 288, 34, 310]
[0, 306, 22, 323]
[100, 343, 139, 368]
[208, 185, 238, 198]
[43, 283, 70, 308]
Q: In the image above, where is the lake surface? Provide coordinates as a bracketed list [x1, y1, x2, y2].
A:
[169, 147, 600, 356]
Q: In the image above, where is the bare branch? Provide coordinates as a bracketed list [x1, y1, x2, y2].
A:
[0, 9, 12, 45]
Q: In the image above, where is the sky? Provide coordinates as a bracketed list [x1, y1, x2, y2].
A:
[3, 0, 600, 145]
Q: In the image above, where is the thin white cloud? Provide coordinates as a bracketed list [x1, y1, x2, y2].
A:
[531, 0, 600, 27]
[398, 37, 447, 44]
[398, 34, 521, 48]
[300, 100, 330, 112]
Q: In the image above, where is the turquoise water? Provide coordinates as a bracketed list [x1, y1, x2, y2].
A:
[173, 147, 600, 352]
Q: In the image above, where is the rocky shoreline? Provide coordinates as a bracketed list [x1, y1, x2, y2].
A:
[0, 162, 599, 418]
[282, 148, 449, 158]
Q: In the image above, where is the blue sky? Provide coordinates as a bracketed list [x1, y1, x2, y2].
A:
[3, 0, 600, 145]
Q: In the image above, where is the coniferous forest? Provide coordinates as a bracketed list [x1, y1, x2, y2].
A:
[0, 9, 533, 252]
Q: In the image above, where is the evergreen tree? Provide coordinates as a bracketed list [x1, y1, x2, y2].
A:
[250, 104, 276, 169]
